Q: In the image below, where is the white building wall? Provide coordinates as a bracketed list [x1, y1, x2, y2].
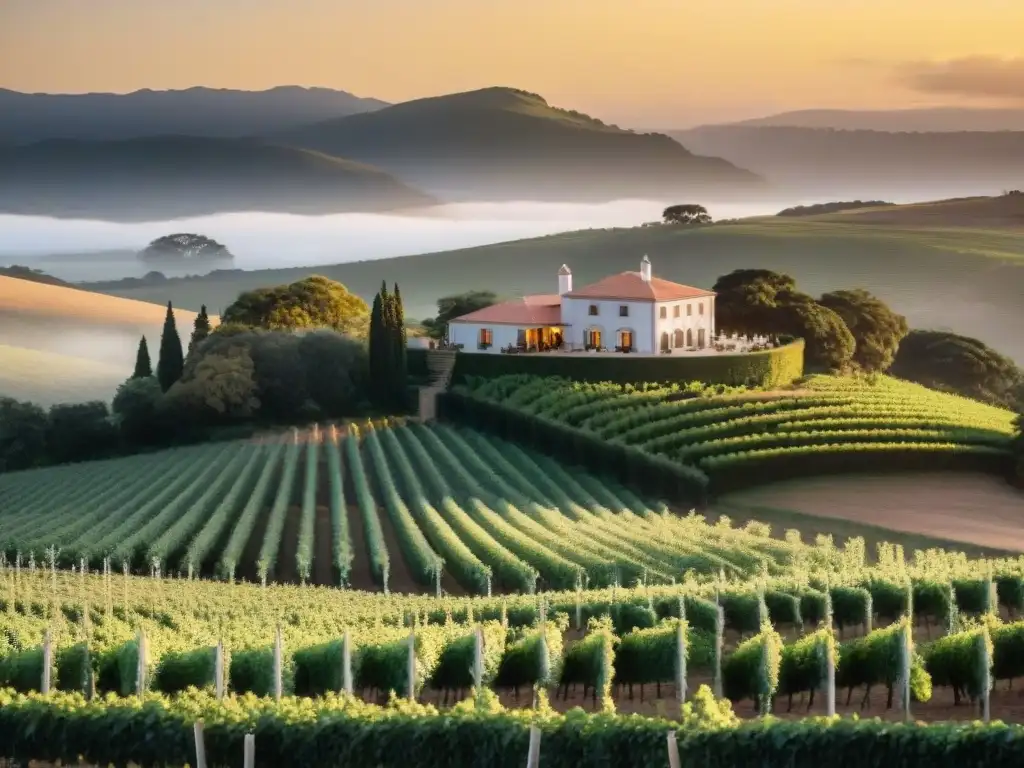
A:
[560, 297, 656, 352]
[448, 322, 519, 354]
[653, 296, 716, 351]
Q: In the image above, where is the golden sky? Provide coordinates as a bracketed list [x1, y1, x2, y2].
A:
[3, 0, 1024, 126]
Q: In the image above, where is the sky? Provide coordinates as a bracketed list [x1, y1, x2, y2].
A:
[3, 0, 1024, 127]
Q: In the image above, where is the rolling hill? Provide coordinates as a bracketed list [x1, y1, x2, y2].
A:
[0, 86, 388, 144]
[672, 125, 1024, 199]
[0, 275, 218, 404]
[0, 136, 437, 220]
[275, 87, 765, 201]
[724, 106, 1024, 132]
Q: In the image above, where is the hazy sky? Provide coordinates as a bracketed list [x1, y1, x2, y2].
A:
[3, 0, 1024, 126]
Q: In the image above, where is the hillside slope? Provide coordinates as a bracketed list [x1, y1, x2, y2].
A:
[0, 276, 218, 403]
[726, 106, 1024, 132]
[0, 137, 437, 220]
[673, 125, 1024, 198]
[0, 86, 388, 144]
[276, 87, 764, 201]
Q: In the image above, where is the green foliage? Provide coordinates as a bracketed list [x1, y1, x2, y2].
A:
[132, 335, 153, 378]
[153, 646, 219, 694]
[495, 619, 565, 691]
[44, 401, 118, 464]
[140, 233, 232, 262]
[891, 329, 1024, 410]
[369, 281, 409, 410]
[663, 203, 712, 225]
[819, 289, 909, 372]
[156, 301, 185, 393]
[222, 275, 370, 338]
[229, 646, 293, 697]
[422, 290, 499, 340]
[722, 623, 782, 710]
[559, 616, 616, 709]
[0, 396, 48, 471]
[187, 305, 212, 356]
[111, 375, 164, 445]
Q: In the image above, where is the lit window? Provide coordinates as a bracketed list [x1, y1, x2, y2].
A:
[588, 304, 599, 316]
[478, 328, 493, 349]
[619, 305, 629, 317]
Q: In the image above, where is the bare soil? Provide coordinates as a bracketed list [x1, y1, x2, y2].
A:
[276, 505, 302, 584]
[722, 473, 1024, 553]
[313, 504, 334, 586]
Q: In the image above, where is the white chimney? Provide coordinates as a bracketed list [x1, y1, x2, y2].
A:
[640, 255, 652, 282]
[558, 264, 572, 295]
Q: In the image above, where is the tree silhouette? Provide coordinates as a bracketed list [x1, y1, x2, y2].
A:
[188, 305, 212, 356]
[132, 336, 153, 379]
[663, 204, 712, 225]
[140, 233, 233, 262]
[156, 301, 185, 392]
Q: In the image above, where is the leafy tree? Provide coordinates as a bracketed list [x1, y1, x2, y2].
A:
[45, 402, 118, 464]
[222, 276, 369, 338]
[297, 331, 369, 417]
[421, 290, 498, 340]
[188, 305, 212, 357]
[132, 336, 153, 379]
[156, 301, 185, 392]
[663, 203, 712, 225]
[164, 347, 260, 422]
[392, 283, 408, 404]
[112, 376, 165, 445]
[368, 281, 409, 410]
[0, 397, 48, 471]
[140, 233, 233, 262]
[819, 289, 909, 372]
[890, 330, 1023, 409]
[776, 296, 856, 371]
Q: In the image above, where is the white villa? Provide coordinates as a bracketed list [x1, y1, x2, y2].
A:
[447, 257, 717, 355]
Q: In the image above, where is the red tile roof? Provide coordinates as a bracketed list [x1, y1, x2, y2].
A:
[566, 271, 715, 302]
[449, 294, 564, 326]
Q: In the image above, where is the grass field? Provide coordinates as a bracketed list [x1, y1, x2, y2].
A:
[0, 276, 216, 403]
[87, 216, 1024, 364]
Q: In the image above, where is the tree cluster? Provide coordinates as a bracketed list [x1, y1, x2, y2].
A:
[0, 397, 119, 472]
[222, 276, 370, 338]
[662, 204, 712, 225]
[421, 290, 498, 340]
[369, 282, 408, 410]
[139, 233, 233, 262]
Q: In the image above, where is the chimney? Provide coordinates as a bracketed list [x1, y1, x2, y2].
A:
[640, 255, 652, 282]
[558, 264, 572, 295]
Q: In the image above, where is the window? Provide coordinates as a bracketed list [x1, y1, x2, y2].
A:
[619, 305, 629, 317]
[588, 304, 599, 316]
[478, 328, 493, 349]
[659, 306, 667, 319]
[673, 305, 680, 318]
[686, 304, 693, 316]
[699, 302, 705, 315]
[585, 329, 602, 348]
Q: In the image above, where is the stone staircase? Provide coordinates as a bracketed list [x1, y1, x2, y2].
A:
[417, 350, 458, 422]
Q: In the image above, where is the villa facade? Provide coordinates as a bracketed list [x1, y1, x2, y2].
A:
[447, 256, 716, 355]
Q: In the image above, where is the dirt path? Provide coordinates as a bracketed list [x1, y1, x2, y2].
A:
[313, 503, 333, 586]
[721, 472, 1024, 553]
[235, 502, 273, 585]
[345, 503, 377, 591]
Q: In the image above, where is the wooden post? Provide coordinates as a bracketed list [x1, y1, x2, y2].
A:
[243, 734, 255, 768]
[712, 604, 724, 699]
[675, 618, 687, 704]
[41, 629, 52, 694]
[980, 625, 992, 724]
[193, 722, 207, 768]
[215, 641, 225, 700]
[473, 626, 484, 690]
[136, 629, 147, 695]
[667, 731, 681, 768]
[526, 725, 541, 768]
[575, 588, 582, 632]
[407, 628, 417, 701]
[273, 625, 283, 702]
[342, 631, 353, 694]
[824, 639, 836, 717]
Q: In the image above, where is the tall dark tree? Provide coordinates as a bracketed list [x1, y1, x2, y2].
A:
[392, 283, 408, 406]
[132, 335, 153, 379]
[368, 287, 388, 406]
[156, 301, 185, 393]
[188, 305, 212, 356]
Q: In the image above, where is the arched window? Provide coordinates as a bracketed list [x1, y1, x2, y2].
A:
[673, 329, 685, 348]
[686, 328, 694, 347]
[697, 328, 706, 348]
[584, 327, 602, 349]
[660, 331, 670, 352]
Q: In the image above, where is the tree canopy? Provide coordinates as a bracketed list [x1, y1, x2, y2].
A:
[421, 290, 498, 340]
[819, 288, 909, 372]
[890, 330, 1023, 409]
[663, 204, 712, 225]
[188, 305, 212, 357]
[222, 276, 370, 338]
[139, 233, 233, 262]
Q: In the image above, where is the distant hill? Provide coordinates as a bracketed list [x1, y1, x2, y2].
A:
[726, 107, 1024, 132]
[777, 201, 894, 217]
[0, 276, 219, 403]
[276, 87, 765, 202]
[0, 86, 388, 144]
[800, 193, 1024, 228]
[0, 136, 437, 220]
[0, 265, 72, 287]
[672, 125, 1024, 198]
[87, 215, 1024, 366]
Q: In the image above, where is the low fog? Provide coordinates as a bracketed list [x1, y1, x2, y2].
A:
[0, 195, 957, 282]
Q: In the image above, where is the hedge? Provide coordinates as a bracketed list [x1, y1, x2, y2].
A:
[3, 688, 1023, 768]
[422, 339, 805, 388]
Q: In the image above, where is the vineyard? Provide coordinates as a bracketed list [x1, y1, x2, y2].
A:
[0, 419, 877, 594]
[445, 373, 1018, 496]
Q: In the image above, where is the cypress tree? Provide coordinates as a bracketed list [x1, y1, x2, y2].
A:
[368, 288, 386, 406]
[188, 304, 211, 356]
[392, 282, 408, 407]
[132, 336, 152, 379]
[156, 301, 185, 392]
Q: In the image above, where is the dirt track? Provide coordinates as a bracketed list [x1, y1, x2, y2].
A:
[722, 473, 1024, 553]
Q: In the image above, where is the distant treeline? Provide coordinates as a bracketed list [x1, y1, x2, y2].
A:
[776, 201, 894, 217]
